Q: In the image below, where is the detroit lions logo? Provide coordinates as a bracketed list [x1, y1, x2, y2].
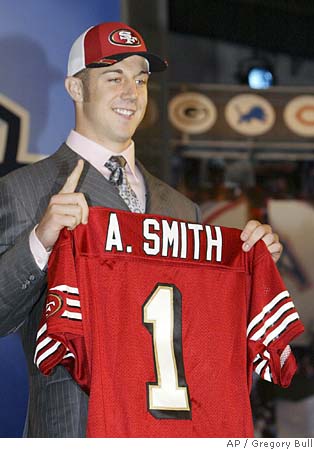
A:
[237, 105, 267, 123]
[225, 94, 275, 136]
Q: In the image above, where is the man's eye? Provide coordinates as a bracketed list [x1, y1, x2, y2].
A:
[136, 79, 147, 85]
[109, 78, 121, 83]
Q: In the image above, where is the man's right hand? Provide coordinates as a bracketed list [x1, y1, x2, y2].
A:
[36, 159, 89, 251]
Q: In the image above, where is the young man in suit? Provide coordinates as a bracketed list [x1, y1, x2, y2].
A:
[0, 22, 282, 437]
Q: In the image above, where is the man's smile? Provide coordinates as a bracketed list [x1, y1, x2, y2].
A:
[113, 108, 135, 118]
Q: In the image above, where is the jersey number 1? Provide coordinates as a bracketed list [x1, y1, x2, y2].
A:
[143, 283, 192, 419]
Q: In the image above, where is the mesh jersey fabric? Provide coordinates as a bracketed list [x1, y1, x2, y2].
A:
[35, 207, 304, 437]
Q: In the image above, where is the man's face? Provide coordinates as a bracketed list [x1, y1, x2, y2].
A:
[77, 55, 149, 152]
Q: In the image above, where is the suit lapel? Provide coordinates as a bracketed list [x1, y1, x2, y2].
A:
[51, 143, 129, 210]
[50, 144, 172, 214]
[136, 160, 173, 216]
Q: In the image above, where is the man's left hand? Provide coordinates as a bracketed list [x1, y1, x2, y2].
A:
[240, 220, 282, 263]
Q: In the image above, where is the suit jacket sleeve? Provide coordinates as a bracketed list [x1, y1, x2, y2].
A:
[0, 180, 47, 335]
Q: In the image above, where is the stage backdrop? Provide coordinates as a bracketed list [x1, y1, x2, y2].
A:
[0, 0, 120, 436]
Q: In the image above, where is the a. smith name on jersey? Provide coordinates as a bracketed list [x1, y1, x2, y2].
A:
[104, 211, 223, 262]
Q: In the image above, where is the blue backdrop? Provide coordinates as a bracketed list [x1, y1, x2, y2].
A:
[0, 0, 120, 436]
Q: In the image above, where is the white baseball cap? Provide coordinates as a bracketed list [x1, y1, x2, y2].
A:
[67, 21, 168, 76]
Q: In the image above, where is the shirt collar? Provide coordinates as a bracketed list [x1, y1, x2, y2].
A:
[66, 130, 138, 180]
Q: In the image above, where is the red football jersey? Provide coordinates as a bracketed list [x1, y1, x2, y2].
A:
[35, 207, 304, 437]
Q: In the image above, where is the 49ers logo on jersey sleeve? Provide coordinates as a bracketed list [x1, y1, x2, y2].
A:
[45, 292, 63, 319]
[109, 29, 141, 47]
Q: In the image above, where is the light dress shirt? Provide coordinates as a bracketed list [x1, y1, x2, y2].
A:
[29, 130, 146, 270]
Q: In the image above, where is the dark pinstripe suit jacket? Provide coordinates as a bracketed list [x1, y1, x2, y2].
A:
[0, 143, 200, 437]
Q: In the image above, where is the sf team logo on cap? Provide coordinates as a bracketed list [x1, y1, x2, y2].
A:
[109, 28, 142, 47]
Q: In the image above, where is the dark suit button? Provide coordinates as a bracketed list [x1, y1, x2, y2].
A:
[29, 275, 35, 281]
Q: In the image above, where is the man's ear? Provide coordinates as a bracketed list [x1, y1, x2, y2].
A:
[65, 76, 84, 103]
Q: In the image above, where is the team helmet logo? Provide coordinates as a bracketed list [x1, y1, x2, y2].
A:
[284, 95, 314, 137]
[225, 94, 275, 136]
[168, 92, 217, 134]
[109, 29, 141, 47]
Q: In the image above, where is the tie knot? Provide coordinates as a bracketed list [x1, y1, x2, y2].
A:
[108, 155, 127, 169]
[104, 155, 143, 213]
[105, 155, 127, 185]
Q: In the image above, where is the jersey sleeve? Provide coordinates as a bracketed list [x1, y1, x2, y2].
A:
[247, 244, 304, 388]
[34, 231, 89, 393]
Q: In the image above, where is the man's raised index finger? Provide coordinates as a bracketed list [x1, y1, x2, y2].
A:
[59, 159, 84, 194]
